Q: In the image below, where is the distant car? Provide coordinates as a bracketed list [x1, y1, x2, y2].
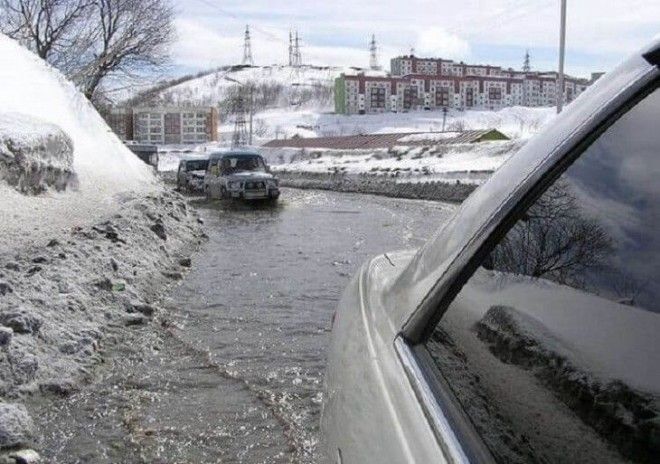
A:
[204, 150, 280, 201]
[176, 158, 209, 192]
[321, 42, 660, 463]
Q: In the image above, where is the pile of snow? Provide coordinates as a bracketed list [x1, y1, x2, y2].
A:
[0, 34, 153, 192]
[0, 113, 75, 193]
[0, 34, 158, 252]
[466, 270, 660, 395]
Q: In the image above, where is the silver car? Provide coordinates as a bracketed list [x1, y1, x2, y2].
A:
[204, 150, 280, 201]
[321, 41, 660, 463]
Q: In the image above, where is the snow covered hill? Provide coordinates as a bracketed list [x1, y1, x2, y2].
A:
[151, 64, 385, 110]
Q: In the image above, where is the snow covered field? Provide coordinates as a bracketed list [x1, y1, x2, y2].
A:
[266, 140, 525, 185]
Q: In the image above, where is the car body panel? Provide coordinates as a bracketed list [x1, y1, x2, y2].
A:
[321, 39, 660, 464]
[322, 250, 449, 463]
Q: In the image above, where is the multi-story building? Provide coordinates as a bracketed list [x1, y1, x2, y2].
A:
[132, 106, 219, 145]
[335, 55, 590, 115]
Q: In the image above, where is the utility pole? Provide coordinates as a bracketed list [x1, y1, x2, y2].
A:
[288, 30, 293, 66]
[369, 34, 380, 70]
[557, 0, 567, 113]
[242, 25, 253, 66]
[442, 107, 448, 132]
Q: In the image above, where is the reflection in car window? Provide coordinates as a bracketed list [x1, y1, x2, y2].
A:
[424, 86, 659, 464]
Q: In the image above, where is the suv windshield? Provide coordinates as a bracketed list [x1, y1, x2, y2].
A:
[221, 156, 266, 174]
[186, 159, 209, 171]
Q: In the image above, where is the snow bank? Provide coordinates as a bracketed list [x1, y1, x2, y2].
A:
[0, 34, 159, 252]
[476, 304, 658, 462]
[0, 34, 153, 192]
[466, 270, 660, 395]
[0, 113, 75, 193]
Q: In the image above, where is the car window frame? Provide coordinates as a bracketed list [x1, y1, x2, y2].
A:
[394, 76, 660, 464]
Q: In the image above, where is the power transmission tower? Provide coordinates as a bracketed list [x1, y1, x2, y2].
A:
[288, 30, 293, 66]
[231, 96, 248, 148]
[369, 34, 381, 70]
[523, 49, 531, 72]
[292, 30, 302, 67]
[242, 25, 253, 66]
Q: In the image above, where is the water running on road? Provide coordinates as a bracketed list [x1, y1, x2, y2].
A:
[163, 188, 455, 462]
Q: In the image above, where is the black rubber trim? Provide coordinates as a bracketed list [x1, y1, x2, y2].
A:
[412, 344, 496, 464]
[643, 45, 660, 66]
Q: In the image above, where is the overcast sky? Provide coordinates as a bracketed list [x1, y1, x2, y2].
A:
[172, 0, 660, 78]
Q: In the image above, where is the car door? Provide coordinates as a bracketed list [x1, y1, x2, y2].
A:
[395, 78, 659, 463]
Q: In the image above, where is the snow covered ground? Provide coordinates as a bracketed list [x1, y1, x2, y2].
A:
[265, 140, 525, 185]
[0, 34, 157, 253]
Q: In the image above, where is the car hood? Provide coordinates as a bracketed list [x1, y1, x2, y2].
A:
[226, 171, 275, 181]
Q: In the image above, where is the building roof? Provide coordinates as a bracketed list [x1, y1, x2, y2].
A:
[262, 129, 509, 150]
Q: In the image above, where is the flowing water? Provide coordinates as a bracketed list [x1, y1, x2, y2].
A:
[35, 188, 455, 463]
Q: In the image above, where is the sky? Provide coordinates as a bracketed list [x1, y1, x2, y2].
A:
[171, 0, 660, 78]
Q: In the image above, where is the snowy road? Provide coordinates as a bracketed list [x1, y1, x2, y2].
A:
[161, 188, 455, 462]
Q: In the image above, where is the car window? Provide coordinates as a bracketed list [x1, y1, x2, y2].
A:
[422, 85, 659, 464]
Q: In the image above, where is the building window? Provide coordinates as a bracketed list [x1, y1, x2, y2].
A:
[435, 88, 450, 107]
[489, 87, 502, 100]
[370, 87, 386, 109]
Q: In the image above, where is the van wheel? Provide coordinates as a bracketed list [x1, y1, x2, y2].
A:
[220, 187, 228, 199]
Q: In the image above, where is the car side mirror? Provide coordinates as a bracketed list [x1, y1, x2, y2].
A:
[265, 165, 272, 173]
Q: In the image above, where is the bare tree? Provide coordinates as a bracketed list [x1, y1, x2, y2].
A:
[0, 0, 174, 102]
[74, 0, 175, 100]
[489, 180, 613, 288]
[0, 0, 92, 61]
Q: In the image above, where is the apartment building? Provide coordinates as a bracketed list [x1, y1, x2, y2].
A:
[132, 106, 219, 145]
[335, 55, 590, 115]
